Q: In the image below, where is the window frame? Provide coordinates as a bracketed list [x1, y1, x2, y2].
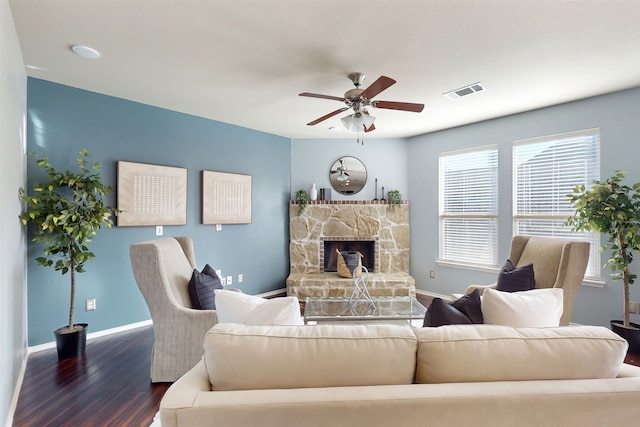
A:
[438, 144, 499, 269]
[512, 128, 601, 281]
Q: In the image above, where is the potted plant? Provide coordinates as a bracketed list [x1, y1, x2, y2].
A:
[296, 189, 308, 215]
[18, 149, 118, 359]
[387, 189, 402, 211]
[566, 170, 640, 354]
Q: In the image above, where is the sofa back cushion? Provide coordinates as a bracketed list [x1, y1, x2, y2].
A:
[414, 324, 628, 383]
[203, 323, 417, 391]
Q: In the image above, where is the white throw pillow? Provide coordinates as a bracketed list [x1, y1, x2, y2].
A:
[214, 290, 303, 325]
[481, 287, 563, 327]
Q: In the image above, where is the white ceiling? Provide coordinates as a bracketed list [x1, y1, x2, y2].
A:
[9, 0, 640, 139]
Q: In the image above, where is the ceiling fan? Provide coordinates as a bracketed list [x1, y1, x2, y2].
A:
[299, 72, 425, 133]
[330, 158, 350, 182]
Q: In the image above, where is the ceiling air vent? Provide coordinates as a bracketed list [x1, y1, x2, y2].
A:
[444, 82, 485, 100]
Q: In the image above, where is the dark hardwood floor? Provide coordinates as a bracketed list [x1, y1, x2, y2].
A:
[12, 298, 640, 427]
[13, 325, 168, 427]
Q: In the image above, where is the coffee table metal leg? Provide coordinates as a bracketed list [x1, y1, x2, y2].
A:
[349, 266, 375, 313]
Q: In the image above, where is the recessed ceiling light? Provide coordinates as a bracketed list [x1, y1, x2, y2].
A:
[71, 45, 101, 59]
[329, 126, 342, 132]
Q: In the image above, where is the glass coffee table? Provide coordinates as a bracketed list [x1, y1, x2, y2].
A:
[303, 296, 427, 327]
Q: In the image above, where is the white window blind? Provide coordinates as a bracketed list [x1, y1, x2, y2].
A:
[513, 128, 601, 279]
[439, 145, 498, 267]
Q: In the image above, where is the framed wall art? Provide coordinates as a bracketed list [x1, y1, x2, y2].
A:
[202, 170, 252, 224]
[117, 161, 187, 226]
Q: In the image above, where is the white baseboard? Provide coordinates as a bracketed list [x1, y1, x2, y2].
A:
[26, 289, 288, 354]
[5, 347, 28, 427]
[258, 288, 287, 298]
[415, 288, 452, 302]
[28, 319, 153, 354]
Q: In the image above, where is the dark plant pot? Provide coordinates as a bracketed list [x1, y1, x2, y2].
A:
[610, 321, 640, 356]
[54, 323, 88, 360]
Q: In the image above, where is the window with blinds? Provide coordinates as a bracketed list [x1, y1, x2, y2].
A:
[513, 128, 601, 280]
[439, 145, 499, 267]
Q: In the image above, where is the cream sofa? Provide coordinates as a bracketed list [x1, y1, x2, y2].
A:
[160, 323, 640, 427]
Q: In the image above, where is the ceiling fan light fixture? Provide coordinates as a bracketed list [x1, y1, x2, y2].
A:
[341, 111, 375, 132]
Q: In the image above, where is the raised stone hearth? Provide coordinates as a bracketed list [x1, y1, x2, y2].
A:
[287, 273, 415, 298]
[287, 201, 415, 299]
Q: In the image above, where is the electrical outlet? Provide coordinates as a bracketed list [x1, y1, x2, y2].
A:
[630, 301, 639, 315]
[220, 277, 227, 286]
[429, 270, 435, 279]
[216, 269, 222, 278]
[226, 275, 233, 286]
[86, 298, 96, 311]
[155, 225, 163, 236]
[216, 224, 222, 231]
[238, 273, 243, 283]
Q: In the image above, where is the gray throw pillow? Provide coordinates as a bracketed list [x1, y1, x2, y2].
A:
[423, 289, 483, 327]
[496, 259, 535, 292]
[188, 264, 223, 310]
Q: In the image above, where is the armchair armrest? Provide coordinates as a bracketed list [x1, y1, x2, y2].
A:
[464, 283, 497, 295]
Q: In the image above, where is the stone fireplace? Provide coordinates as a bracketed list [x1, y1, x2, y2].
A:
[287, 201, 415, 299]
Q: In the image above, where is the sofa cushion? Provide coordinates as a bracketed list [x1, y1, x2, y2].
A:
[496, 259, 535, 292]
[482, 287, 563, 327]
[203, 323, 417, 391]
[214, 290, 303, 325]
[414, 324, 628, 384]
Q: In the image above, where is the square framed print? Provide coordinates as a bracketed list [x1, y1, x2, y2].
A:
[202, 170, 252, 224]
[117, 161, 187, 226]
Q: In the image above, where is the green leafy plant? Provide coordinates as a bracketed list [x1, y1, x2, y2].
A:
[18, 149, 118, 334]
[566, 170, 640, 328]
[296, 189, 308, 215]
[387, 189, 402, 211]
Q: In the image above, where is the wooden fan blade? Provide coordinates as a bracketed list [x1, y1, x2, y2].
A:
[299, 92, 345, 102]
[373, 100, 424, 113]
[364, 123, 376, 133]
[360, 76, 396, 99]
[306, 107, 348, 126]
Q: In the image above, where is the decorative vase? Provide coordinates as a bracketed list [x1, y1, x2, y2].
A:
[310, 183, 318, 201]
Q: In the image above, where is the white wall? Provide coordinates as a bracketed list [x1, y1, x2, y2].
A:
[407, 87, 640, 327]
[0, 1, 28, 425]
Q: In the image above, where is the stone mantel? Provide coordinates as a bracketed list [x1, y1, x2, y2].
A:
[287, 201, 414, 299]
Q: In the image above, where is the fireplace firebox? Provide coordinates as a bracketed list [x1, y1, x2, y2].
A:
[323, 240, 375, 273]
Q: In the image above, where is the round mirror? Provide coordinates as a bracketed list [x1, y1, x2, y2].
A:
[329, 156, 367, 195]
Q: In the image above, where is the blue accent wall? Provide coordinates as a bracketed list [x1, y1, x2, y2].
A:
[26, 78, 291, 345]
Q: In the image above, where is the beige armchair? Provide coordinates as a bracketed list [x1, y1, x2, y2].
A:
[465, 236, 590, 326]
[130, 236, 219, 382]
